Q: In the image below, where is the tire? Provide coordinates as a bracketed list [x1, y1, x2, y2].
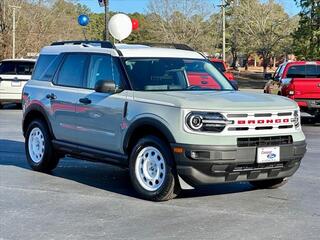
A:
[129, 135, 180, 201]
[16, 103, 22, 109]
[250, 178, 287, 189]
[0, 103, 2, 109]
[25, 119, 60, 172]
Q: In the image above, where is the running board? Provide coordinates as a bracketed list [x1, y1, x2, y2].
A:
[52, 140, 128, 167]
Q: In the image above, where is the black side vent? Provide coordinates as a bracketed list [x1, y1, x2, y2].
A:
[278, 112, 292, 116]
[227, 114, 248, 118]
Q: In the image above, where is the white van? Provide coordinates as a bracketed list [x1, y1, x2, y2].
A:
[0, 59, 36, 108]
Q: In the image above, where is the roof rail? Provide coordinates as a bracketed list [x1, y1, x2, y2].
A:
[51, 41, 114, 49]
[135, 42, 194, 51]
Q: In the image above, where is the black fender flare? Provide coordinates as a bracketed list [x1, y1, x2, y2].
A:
[23, 104, 54, 138]
[123, 117, 176, 153]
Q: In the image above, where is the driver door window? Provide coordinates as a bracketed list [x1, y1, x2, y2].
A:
[86, 54, 122, 89]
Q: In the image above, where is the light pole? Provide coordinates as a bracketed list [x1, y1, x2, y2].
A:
[219, 0, 239, 62]
[104, 0, 109, 41]
[9, 5, 21, 59]
[222, 0, 226, 62]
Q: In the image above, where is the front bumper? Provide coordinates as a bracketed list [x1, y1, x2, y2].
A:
[172, 140, 306, 187]
[0, 93, 22, 103]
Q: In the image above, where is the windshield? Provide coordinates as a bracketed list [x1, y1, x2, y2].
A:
[124, 58, 234, 91]
[211, 61, 226, 72]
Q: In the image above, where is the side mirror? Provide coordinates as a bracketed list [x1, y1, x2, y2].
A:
[94, 80, 122, 94]
[230, 80, 239, 90]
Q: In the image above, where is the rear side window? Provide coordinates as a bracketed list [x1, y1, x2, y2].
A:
[33, 54, 58, 81]
[0, 61, 16, 75]
[287, 64, 320, 78]
[16, 61, 35, 75]
[56, 53, 88, 88]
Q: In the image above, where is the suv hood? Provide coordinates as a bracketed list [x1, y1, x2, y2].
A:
[133, 90, 298, 111]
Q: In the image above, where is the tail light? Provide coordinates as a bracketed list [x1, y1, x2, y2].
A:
[281, 78, 295, 98]
[287, 80, 295, 98]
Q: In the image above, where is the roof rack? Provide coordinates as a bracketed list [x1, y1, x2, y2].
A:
[51, 41, 114, 49]
[135, 42, 194, 51]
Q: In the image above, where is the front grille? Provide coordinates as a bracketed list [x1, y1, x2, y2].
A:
[237, 135, 293, 147]
[226, 111, 294, 132]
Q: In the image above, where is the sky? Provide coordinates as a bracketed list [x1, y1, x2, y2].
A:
[78, 0, 301, 16]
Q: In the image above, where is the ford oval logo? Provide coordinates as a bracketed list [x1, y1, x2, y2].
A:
[267, 153, 276, 159]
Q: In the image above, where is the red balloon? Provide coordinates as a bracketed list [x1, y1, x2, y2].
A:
[131, 18, 139, 31]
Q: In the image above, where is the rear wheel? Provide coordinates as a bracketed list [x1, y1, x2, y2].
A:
[25, 120, 60, 172]
[0, 103, 3, 109]
[250, 178, 287, 189]
[129, 136, 180, 201]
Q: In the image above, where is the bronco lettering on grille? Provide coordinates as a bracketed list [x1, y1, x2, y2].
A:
[237, 119, 290, 125]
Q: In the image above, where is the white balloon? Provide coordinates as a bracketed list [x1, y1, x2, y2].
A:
[108, 14, 132, 41]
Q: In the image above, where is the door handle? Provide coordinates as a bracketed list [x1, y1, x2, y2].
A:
[79, 97, 91, 105]
[46, 93, 57, 100]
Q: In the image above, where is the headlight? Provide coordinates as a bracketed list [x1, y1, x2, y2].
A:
[186, 112, 229, 132]
[292, 110, 300, 129]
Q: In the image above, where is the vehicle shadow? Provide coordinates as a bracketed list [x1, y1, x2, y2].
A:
[301, 117, 320, 126]
[0, 139, 255, 200]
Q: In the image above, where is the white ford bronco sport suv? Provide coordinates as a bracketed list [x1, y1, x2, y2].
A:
[22, 41, 306, 201]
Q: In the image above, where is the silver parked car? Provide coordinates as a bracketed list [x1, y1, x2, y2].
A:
[22, 41, 306, 201]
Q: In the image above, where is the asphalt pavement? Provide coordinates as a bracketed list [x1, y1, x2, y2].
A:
[0, 105, 320, 240]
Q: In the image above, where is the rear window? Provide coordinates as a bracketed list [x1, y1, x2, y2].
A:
[32, 54, 59, 81]
[211, 61, 226, 72]
[0, 61, 34, 75]
[0, 61, 16, 75]
[16, 61, 34, 75]
[286, 64, 320, 78]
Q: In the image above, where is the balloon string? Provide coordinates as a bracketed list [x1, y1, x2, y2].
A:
[82, 28, 87, 41]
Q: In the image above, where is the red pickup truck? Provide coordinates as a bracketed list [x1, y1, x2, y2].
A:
[264, 61, 320, 121]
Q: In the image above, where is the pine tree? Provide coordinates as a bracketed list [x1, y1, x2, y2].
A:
[293, 0, 320, 60]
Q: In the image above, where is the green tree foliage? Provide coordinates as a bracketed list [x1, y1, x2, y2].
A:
[228, 0, 294, 72]
[0, 0, 86, 59]
[293, 0, 320, 60]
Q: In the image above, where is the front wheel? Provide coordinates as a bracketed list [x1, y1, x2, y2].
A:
[129, 136, 180, 201]
[250, 178, 287, 189]
[25, 120, 60, 172]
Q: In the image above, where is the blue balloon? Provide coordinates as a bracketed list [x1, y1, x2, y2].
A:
[78, 14, 89, 26]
